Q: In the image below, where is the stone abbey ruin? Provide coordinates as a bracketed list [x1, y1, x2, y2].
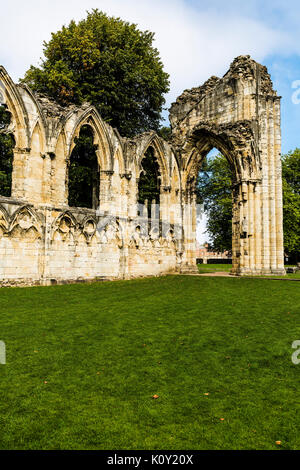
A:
[0, 55, 285, 286]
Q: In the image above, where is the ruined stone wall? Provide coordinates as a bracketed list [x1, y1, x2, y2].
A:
[0, 65, 181, 285]
[169, 55, 285, 275]
[0, 197, 180, 286]
[0, 55, 285, 286]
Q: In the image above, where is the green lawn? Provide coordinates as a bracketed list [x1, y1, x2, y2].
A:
[197, 263, 233, 273]
[0, 275, 300, 450]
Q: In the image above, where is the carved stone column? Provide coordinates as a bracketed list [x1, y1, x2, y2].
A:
[160, 185, 171, 222]
[181, 186, 198, 273]
[42, 153, 53, 204]
[11, 147, 30, 199]
[99, 170, 113, 213]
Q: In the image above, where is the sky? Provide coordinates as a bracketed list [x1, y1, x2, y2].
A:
[1, 0, 300, 153]
[1, 0, 300, 243]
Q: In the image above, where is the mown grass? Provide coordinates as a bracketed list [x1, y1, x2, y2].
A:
[197, 264, 233, 273]
[0, 275, 299, 450]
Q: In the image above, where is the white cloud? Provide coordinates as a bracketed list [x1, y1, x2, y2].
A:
[0, 0, 295, 110]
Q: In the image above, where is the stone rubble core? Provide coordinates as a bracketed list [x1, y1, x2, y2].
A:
[0, 55, 285, 286]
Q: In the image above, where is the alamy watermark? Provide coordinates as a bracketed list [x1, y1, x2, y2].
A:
[291, 80, 300, 104]
[291, 340, 300, 365]
[0, 341, 6, 365]
[95, 202, 206, 240]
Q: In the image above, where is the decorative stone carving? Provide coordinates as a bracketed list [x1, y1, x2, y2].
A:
[82, 218, 97, 243]
[0, 54, 286, 284]
[52, 213, 76, 243]
[0, 206, 8, 235]
[9, 207, 41, 239]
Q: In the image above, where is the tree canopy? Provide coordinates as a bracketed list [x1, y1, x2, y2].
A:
[21, 9, 170, 137]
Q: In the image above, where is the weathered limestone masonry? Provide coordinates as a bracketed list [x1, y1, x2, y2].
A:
[0, 55, 285, 286]
[170, 55, 285, 276]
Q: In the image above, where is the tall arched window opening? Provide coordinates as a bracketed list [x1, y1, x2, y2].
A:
[68, 125, 99, 209]
[196, 148, 233, 265]
[138, 147, 161, 219]
[0, 105, 15, 197]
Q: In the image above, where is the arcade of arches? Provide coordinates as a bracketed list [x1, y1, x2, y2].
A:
[0, 55, 285, 285]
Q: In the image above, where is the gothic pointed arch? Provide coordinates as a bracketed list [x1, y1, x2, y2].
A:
[9, 205, 42, 239]
[67, 106, 113, 171]
[51, 210, 77, 243]
[138, 132, 169, 187]
[0, 66, 30, 149]
[18, 83, 48, 141]
[67, 123, 100, 209]
[27, 121, 46, 203]
[170, 55, 284, 276]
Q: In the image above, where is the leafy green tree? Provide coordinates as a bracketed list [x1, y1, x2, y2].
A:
[0, 105, 14, 197]
[281, 149, 300, 262]
[21, 9, 170, 137]
[196, 154, 232, 252]
[158, 126, 172, 141]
